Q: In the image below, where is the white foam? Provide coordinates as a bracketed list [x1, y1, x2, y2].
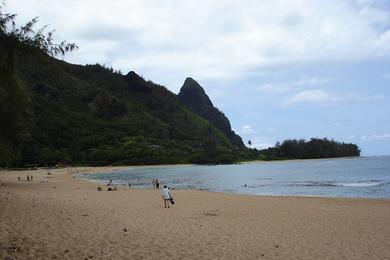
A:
[338, 181, 387, 187]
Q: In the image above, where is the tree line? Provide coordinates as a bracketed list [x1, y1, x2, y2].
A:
[259, 138, 360, 160]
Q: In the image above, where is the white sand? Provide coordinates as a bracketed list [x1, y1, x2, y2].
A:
[1, 167, 390, 259]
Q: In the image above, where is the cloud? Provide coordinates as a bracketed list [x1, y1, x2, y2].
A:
[258, 77, 333, 93]
[348, 94, 385, 102]
[282, 90, 385, 107]
[240, 125, 255, 134]
[360, 134, 390, 141]
[5, 0, 390, 87]
[282, 89, 334, 106]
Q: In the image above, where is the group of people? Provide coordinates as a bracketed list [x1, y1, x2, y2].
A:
[96, 177, 175, 208]
[152, 178, 160, 189]
[153, 178, 175, 208]
[18, 175, 33, 181]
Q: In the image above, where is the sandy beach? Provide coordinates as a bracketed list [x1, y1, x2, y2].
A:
[1, 167, 390, 259]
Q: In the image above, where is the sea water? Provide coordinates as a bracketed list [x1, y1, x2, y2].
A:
[84, 156, 390, 198]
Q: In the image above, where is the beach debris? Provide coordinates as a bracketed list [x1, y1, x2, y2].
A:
[274, 244, 279, 248]
[82, 214, 89, 217]
[203, 210, 219, 217]
[7, 246, 21, 253]
[62, 249, 69, 256]
[123, 228, 128, 232]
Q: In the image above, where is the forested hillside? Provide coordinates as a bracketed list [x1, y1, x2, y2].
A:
[0, 7, 260, 166]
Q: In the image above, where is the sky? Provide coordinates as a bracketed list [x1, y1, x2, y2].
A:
[5, 0, 390, 155]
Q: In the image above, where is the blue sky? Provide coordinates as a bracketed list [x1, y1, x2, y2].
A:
[6, 0, 390, 155]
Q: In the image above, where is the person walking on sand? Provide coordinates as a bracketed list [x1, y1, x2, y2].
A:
[162, 185, 172, 208]
[152, 178, 156, 189]
[155, 179, 160, 189]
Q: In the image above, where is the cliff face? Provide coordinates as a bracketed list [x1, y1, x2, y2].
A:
[178, 78, 244, 148]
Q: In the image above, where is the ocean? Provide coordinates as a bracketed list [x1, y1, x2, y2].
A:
[83, 156, 390, 199]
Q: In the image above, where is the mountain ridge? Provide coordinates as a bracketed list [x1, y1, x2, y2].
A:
[0, 36, 256, 167]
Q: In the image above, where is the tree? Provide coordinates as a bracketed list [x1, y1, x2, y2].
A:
[0, 3, 78, 56]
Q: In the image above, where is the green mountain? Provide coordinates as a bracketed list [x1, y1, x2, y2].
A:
[0, 35, 257, 167]
[178, 78, 245, 148]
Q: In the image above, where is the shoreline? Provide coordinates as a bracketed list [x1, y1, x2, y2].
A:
[2, 164, 389, 201]
[0, 155, 370, 173]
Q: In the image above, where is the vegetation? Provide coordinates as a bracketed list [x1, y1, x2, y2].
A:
[178, 77, 245, 148]
[259, 138, 360, 160]
[0, 5, 360, 167]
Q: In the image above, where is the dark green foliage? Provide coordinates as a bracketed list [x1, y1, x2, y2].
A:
[178, 78, 245, 148]
[260, 138, 360, 160]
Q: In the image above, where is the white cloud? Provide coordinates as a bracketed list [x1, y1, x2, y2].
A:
[241, 125, 255, 134]
[258, 77, 333, 93]
[5, 0, 390, 88]
[282, 89, 334, 106]
[282, 90, 385, 106]
[344, 93, 385, 102]
[361, 134, 390, 141]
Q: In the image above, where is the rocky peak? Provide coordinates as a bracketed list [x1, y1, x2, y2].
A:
[178, 77, 213, 107]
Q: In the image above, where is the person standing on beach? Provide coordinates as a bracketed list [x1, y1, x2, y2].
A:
[152, 178, 156, 189]
[155, 179, 160, 189]
[162, 185, 172, 208]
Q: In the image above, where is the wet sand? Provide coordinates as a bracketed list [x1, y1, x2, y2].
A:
[1, 167, 390, 259]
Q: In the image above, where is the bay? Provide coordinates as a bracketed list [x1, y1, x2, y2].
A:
[84, 156, 390, 198]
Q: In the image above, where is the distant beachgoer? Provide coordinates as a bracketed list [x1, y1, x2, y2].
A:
[27, 175, 30, 181]
[17, 177, 21, 181]
[155, 179, 160, 189]
[244, 184, 247, 188]
[107, 187, 112, 191]
[97, 186, 102, 191]
[107, 179, 112, 186]
[162, 185, 172, 208]
[152, 178, 156, 189]
[128, 183, 131, 188]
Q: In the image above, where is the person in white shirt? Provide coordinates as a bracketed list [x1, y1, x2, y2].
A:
[162, 185, 172, 208]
